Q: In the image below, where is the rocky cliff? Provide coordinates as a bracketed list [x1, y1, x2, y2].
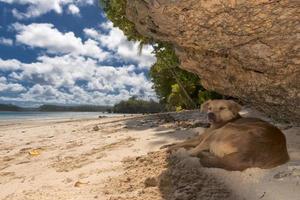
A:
[125, 0, 300, 125]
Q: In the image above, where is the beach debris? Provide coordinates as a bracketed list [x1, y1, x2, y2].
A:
[292, 169, 300, 177]
[93, 125, 100, 131]
[274, 166, 300, 180]
[275, 123, 293, 130]
[144, 177, 157, 187]
[74, 180, 89, 187]
[28, 149, 41, 156]
[162, 114, 176, 123]
[259, 192, 266, 199]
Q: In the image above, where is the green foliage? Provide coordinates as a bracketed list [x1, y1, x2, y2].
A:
[100, 1, 222, 111]
[152, 43, 180, 69]
[112, 97, 164, 114]
[198, 91, 222, 105]
[176, 106, 183, 112]
[99, 0, 150, 43]
[167, 84, 183, 108]
[150, 44, 219, 110]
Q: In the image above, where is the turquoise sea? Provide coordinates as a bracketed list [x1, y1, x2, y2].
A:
[0, 111, 117, 121]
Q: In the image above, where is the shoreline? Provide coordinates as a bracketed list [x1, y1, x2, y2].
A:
[0, 112, 124, 124]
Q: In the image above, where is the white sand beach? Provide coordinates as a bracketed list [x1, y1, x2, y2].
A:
[0, 110, 299, 200]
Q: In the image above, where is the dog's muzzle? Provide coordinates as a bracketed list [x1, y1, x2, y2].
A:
[207, 112, 216, 122]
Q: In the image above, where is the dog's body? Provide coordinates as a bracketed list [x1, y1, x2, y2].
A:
[163, 100, 289, 171]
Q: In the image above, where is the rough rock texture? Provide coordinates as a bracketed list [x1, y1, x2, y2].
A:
[126, 0, 300, 124]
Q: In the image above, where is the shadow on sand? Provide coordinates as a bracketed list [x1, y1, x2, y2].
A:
[105, 111, 240, 200]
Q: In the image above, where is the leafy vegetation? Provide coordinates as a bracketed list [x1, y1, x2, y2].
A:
[111, 96, 164, 114]
[150, 43, 222, 110]
[99, 0, 150, 43]
[99, 0, 222, 111]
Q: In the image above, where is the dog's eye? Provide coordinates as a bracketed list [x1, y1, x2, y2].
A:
[219, 107, 226, 110]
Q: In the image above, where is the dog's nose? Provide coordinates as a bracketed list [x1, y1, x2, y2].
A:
[207, 112, 216, 121]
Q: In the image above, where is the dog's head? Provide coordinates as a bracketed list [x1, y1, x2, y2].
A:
[201, 100, 242, 125]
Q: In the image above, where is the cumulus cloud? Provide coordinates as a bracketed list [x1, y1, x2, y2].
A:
[11, 22, 156, 68]
[0, 58, 22, 71]
[0, 55, 156, 105]
[13, 23, 108, 61]
[0, 82, 26, 93]
[0, 0, 94, 19]
[67, 4, 80, 15]
[0, 76, 26, 93]
[0, 2, 159, 106]
[0, 37, 13, 46]
[84, 28, 99, 39]
[84, 22, 156, 69]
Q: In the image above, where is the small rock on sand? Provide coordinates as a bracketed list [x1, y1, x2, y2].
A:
[144, 177, 157, 187]
[93, 126, 100, 131]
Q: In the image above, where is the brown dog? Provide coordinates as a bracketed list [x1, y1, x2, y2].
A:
[163, 100, 289, 171]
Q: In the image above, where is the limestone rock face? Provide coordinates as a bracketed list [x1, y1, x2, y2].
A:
[126, 0, 300, 124]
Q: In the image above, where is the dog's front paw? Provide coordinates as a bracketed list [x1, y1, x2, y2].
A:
[160, 144, 181, 153]
[160, 143, 173, 149]
[187, 149, 200, 157]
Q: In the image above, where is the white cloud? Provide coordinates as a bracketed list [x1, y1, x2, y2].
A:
[0, 58, 22, 71]
[20, 84, 72, 103]
[12, 22, 156, 67]
[84, 22, 156, 69]
[84, 28, 99, 39]
[67, 4, 80, 15]
[0, 0, 94, 19]
[0, 37, 13, 46]
[0, 55, 156, 105]
[0, 3, 159, 106]
[0, 83, 26, 93]
[0, 76, 26, 93]
[13, 23, 108, 61]
[0, 77, 7, 83]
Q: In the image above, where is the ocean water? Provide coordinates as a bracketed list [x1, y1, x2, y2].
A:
[0, 111, 117, 122]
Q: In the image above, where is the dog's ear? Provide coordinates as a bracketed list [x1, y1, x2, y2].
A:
[229, 100, 242, 114]
[201, 100, 211, 112]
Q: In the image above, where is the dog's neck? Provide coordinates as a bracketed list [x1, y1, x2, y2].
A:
[210, 114, 241, 129]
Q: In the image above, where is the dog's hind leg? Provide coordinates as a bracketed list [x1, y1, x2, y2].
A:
[161, 128, 215, 152]
[198, 152, 251, 171]
[160, 136, 202, 152]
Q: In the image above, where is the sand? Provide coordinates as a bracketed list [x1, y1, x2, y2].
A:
[0, 110, 299, 200]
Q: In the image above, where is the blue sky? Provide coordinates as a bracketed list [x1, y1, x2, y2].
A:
[0, 0, 156, 107]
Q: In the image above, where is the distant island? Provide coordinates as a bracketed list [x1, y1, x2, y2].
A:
[0, 103, 111, 112]
[39, 105, 111, 112]
[111, 97, 164, 114]
[0, 104, 23, 111]
[0, 98, 164, 114]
